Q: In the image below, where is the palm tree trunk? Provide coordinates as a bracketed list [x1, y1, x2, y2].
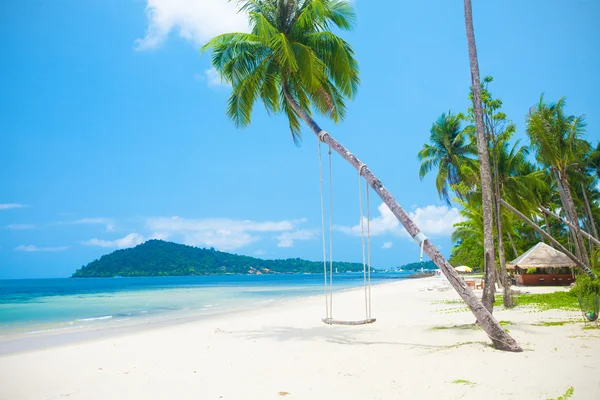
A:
[492, 156, 513, 307]
[534, 215, 546, 244]
[463, 0, 496, 312]
[558, 171, 591, 270]
[507, 229, 518, 259]
[583, 219, 593, 254]
[555, 171, 586, 263]
[581, 182, 599, 240]
[539, 207, 600, 247]
[501, 199, 596, 278]
[543, 211, 552, 239]
[281, 88, 522, 352]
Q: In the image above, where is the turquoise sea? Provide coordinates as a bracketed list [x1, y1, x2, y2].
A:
[0, 273, 410, 339]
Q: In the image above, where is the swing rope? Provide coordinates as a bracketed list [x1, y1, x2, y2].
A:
[366, 177, 372, 319]
[318, 132, 375, 325]
[318, 138, 330, 319]
[357, 164, 373, 319]
[328, 143, 334, 317]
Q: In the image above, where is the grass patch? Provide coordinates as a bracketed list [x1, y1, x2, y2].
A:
[451, 379, 476, 387]
[547, 386, 574, 400]
[533, 320, 576, 327]
[499, 320, 513, 326]
[497, 292, 579, 311]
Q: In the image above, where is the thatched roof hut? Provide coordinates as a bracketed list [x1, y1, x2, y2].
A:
[507, 242, 575, 270]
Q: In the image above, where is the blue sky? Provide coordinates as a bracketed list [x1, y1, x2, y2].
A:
[2, 0, 599, 278]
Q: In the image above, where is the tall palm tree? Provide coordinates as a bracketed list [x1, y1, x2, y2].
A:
[493, 136, 548, 306]
[527, 96, 592, 271]
[418, 112, 476, 205]
[202, 0, 521, 351]
[463, 0, 497, 312]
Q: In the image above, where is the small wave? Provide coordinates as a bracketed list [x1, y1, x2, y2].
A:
[27, 327, 70, 334]
[204, 304, 214, 308]
[76, 315, 113, 322]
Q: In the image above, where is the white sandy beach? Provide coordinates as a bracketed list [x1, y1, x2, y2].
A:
[0, 277, 598, 400]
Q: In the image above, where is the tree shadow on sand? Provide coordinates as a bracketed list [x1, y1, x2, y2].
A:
[229, 325, 482, 350]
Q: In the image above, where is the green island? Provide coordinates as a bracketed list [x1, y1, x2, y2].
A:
[72, 239, 372, 277]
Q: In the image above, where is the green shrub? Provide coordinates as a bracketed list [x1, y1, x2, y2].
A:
[526, 267, 538, 275]
[570, 275, 600, 298]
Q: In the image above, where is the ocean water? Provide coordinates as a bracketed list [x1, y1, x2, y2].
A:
[0, 273, 410, 337]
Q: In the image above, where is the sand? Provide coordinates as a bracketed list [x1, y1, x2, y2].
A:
[0, 277, 598, 400]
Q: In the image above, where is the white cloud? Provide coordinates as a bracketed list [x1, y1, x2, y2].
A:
[409, 205, 464, 237]
[336, 203, 464, 239]
[145, 216, 304, 251]
[135, 0, 249, 50]
[15, 245, 69, 252]
[83, 233, 146, 249]
[276, 229, 318, 248]
[382, 241, 393, 249]
[0, 203, 26, 210]
[6, 224, 35, 230]
[337, 203, 401, 237]
[254, 249, 266, 256]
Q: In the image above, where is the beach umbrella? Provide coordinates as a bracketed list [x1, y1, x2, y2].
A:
[454, 266, 472, 273]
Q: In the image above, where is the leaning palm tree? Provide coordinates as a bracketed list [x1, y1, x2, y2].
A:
[418, 112, 476, 205]
[527, 96, 592, 271]
[463, 0, 497, 312]
[202, 0, 521, 352]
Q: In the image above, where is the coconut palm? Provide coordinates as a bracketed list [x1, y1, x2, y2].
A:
[495, 139, 547, 216]
[418, 112, 476, 205]
[493, 136, 547, 306]
[463, 0, 497, 312]
[202, 0, 520, 351]
[527, 96, 592, 271]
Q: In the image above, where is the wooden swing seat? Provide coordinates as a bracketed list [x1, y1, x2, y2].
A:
[322, 318, 376, 326]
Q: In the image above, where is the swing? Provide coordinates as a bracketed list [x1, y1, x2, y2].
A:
[317, 131, 375, 326]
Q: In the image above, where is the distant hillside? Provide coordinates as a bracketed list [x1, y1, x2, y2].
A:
[397, 260, 437, 271]
[72, 240, 369, 277]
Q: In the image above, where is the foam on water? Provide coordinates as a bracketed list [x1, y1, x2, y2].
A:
[76, 316, 113, 322]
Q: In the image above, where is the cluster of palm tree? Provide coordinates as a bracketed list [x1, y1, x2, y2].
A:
[419, 78, 600, 310]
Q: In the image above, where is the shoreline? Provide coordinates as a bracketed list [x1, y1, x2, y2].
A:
[0, 277, 405, 356]
[1, 277, 598, 399]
